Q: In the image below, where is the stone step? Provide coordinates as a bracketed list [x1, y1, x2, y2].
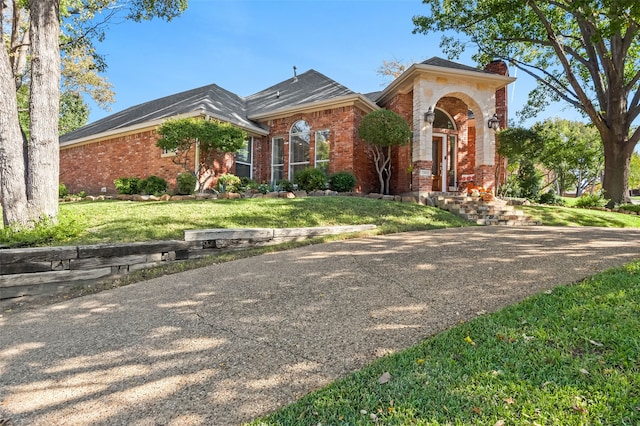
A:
[437, 195, 540, 227]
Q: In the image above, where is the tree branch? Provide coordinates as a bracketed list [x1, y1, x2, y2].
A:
[493, 52, 581, 108]
[527, 0, 603, 128]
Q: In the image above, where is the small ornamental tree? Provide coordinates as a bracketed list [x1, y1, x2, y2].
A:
[156, 118, 247, 192]
[358, 109, 412, 194]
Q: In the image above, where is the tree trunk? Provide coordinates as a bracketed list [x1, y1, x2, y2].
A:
[601, 133, 634, 205]
[10, 0, 30, 89]
[0, 48, 30, 227]
[28, 0, 60, 222]
[384, 145, 392, 195]
[371, 145, 385, 194]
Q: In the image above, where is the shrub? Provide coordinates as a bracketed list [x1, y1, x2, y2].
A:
[538, 190, 565, 205]
[245, 181, 260, 191]
[516, 161, 542, 201]
[176, 173, 196, 195]
[574, 193, 607, 208]
[258, 183, 270, 194]
[114, 177, 141, 195]
[240, 177, 259, 192]
[138, 175, 168, 195]
[278, 179, 294, 192]
[328, 171, 356, 192]
[217, 173, 242, 193]
[59, 183, 68, 198]
[294, 167, 327, 192]
[620, 204, 640, 213]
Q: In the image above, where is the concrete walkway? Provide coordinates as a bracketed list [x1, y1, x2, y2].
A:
[1, 226, 639, 425]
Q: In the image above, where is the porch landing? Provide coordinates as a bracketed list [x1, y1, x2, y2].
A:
[435, 194, 541, 226]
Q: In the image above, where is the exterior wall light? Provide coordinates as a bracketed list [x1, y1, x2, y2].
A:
[424, 107, 435, 124]
[488, 113, 500, 130]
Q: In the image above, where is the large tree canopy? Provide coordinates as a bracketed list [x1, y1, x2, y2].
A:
[413, 0, 640, 204]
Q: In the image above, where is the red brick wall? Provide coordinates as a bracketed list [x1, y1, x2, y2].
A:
[60, 128, 236, 195]
[60, 129, 185, 195]
[60, 104, 381, 195]
[465, 121, 476, 175]
[257, 105, 378, 193]
[251, 135, 270, 184]
[385, 92, 413, 194]
[475, 164, 496, 190]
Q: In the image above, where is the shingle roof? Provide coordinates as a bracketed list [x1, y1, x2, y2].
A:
[60, 69, 358, 143]
[60, 57, 495, 144]
[364, 91, 383, 102]
[59, 84, 262, 143]
[246, 69, 355, 117]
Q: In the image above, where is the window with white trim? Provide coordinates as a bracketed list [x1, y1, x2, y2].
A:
[161, 147, 177, 157]
[271, 136, 284, 184]
[314, 130, 330, 175]
[289, 120, 310, 182]
[236, 136, 253, 179]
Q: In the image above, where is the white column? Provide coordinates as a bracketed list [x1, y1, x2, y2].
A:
[413, 79, 435, 163]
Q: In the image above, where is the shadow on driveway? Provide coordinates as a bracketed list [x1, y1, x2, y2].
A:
[1, 226, 639, 425]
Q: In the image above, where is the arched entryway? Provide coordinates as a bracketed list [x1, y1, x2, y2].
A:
[374, 57, 513, 196]
[406, 62, 513, 196]
[430, 108, 458, 191]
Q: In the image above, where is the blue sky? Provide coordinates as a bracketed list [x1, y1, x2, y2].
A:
[87, 0, 583, 125]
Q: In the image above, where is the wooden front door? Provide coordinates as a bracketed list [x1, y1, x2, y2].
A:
[431, 135, 445, 191]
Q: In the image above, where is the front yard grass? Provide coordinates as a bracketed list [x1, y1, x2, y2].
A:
[522, 204, 640, 228]
[3, 196, 640, 248]
[248, 260, 640, 425]
[0, 197, 471, 248]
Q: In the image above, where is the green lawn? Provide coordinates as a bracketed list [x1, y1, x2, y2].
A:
[523, 204, 640, 227]
[0, 197, 471, 247]
[3, 196, 640, 248]
[248, 260, 640, 425]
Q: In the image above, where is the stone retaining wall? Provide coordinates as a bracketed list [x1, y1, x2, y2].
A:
[0, 225, 376, 301]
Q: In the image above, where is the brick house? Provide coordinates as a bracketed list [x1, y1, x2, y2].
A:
[59, 57, 514, 196]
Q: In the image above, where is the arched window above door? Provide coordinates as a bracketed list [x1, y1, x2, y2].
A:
[433, 109, 456, 130]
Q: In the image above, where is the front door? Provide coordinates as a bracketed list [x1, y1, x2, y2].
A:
[431, 135, 446, 191]
[432, 134, 458, 192]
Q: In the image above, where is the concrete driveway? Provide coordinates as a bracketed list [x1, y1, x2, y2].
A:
[1, 226, 639, 425]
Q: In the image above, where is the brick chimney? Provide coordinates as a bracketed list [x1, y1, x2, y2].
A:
[484, 60, 509, 129]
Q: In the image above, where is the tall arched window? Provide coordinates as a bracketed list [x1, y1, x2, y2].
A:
[289, 120, 310, 180]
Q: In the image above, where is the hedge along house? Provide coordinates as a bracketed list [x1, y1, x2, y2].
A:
[59, 57, 514, 196]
